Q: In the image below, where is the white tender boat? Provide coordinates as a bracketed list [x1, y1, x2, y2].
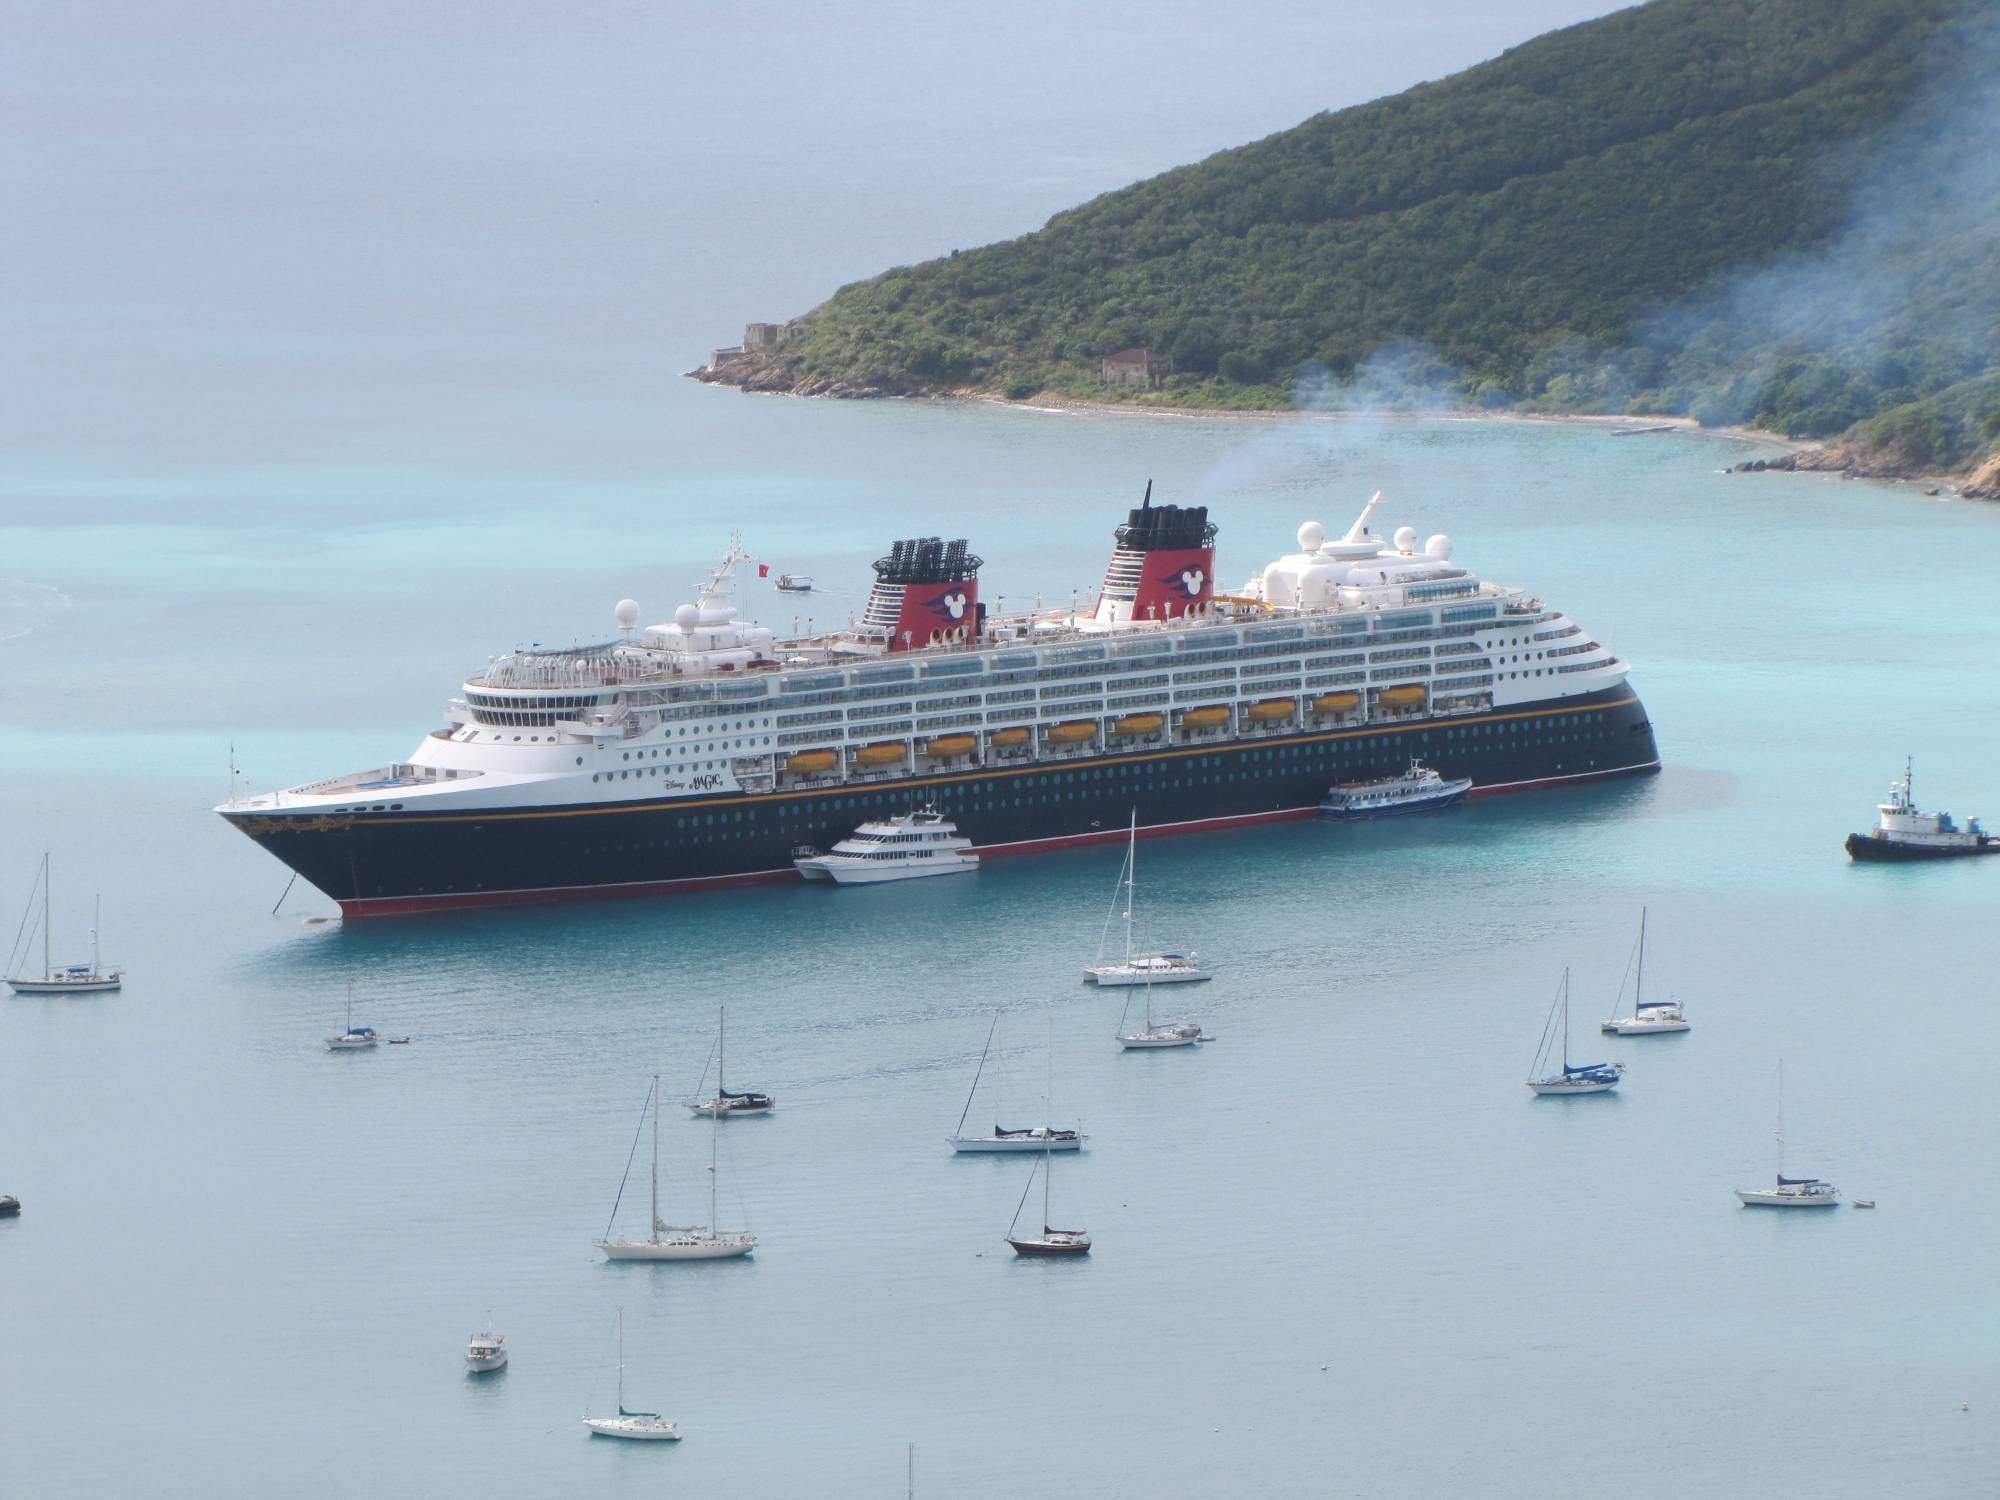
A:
[5, 855, 121, 994]
[687, 1006, 773, 1116]
[583, 1310, 680, 1440]
[948, 1011, 1086, 1153]
[466, 1329, 508, 1373]
[1085, 812, 1207, 986]
[1736, 1061, 1838, 1207]
[601, 1075, 757, 1261]
[794, 807, 978, 884]
[1317, 759, 1471, 818]
[1527, 969, 1623, 1094]
[1601, 907, 1689, 1034]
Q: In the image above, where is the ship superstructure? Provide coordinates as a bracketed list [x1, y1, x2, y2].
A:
[218, 491, 1659, 915]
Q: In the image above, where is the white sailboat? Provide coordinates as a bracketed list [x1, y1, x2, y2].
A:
[1114, 973, 1204, 1050]
[1736, 1061, 1838, 1207]
[1526, 968, 1623, 1094]
[5, 855, 122, 994]
[582, 1309, 680, 1440]
[1084, 812, 1207, 986]
[325, 984, 378, 1050]
[1601, 907, 1689, 1034]
[600, 1075, 757, 1261]
[688, 1006, 773, 1116]
[949, 1010, 1085, 1152]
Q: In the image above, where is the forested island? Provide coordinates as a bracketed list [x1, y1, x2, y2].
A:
[691, 0, 2000, 486]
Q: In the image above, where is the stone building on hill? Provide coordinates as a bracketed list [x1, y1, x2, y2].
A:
[1101, 347, 1171, 390]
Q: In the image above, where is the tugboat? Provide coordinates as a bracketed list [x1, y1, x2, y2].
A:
[1318, 760, 1472, 818]
[1845, 760, 2000, 861]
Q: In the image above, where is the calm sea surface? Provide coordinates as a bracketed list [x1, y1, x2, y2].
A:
[5, 5, 1997, 1497]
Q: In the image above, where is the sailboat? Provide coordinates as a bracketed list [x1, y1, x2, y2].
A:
[1736, 1061, 1839, 1207]
[1084, 812, 1207, 985]
[1113, 970, 1204, 1050]
[600, 1075, 757, 1260]
[582, 1309, 681, 1440]
[1526, 968, 1623, 1094]
[1005, 1139, 1090, 1257]
[949, 1010, 1085, 1153]
[5, 855, 121, 994]
[325, 983, 378, 1050]
[1601, 907, 1689, 1034]
[688, 1006, 773, 1116]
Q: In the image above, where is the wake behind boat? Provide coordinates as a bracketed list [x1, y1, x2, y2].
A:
[793, 807, 978, 884]
[1317, 759, 1471, 818]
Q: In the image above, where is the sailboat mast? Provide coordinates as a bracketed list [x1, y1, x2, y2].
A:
[1776, 1060, 1786, 1178]
[92, 893, 100, 977]
[956, 1011, 999, 1139]
[1559, 968, 1570, 1072]
[650, 1074, 660, 1242]
[709, 1073, 721, 1229]
[1042, 1137, 1052, 1232]
[617, 1309, 626, 1413]
[42, 853, 51, 979]
[1123, 811, 1137, 961]
[1635, 907, 1647, 1007]
[718, 1005, 727, 1093]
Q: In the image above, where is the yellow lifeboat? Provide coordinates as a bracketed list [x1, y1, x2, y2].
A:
[921, 734, 976, 758]
[853, 741, 908, 767]
[1045, 721, 1096, 744]
[1245, 699, 1297, 723]
[1378, 685, 1427, 708]
[1311, 691, 1360, 715]
[1112, 713, 1164, 737]
[784, 749, 837, 775]
[989, 727, 1030, 748]
[1181, 706, 1230, 729]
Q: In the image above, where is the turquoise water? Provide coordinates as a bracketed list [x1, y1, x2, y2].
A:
[9, 2, 2000, 1492]
[4, 400, 1999, 1498]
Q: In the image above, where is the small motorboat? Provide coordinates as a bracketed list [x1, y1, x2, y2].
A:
[1852, 1199, 1876, 1209]
[466, 1330, 508, 1373]
[773, 574, 813, 593]
[794, 807, 978, 884]
[1318, 760, 1471, 819]
[0, 1194, 19, 1217]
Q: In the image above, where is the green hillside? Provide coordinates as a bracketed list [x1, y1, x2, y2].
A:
[706, 0, 2000, 473]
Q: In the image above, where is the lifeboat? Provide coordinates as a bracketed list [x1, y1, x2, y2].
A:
[1377, 685, 1427, 708]
[784, 750, 838, 775]
[853, 741, 908, 767]
[1181, 706, 1230, 729]
[1311, 691, 1360, 715]
[1112, 713, 1164, 737]
[1244, 699, 1297, 723]
[1045, 721, 1096, 744]
[921, 734, 976, 759]
[988, 727, 1031, 748]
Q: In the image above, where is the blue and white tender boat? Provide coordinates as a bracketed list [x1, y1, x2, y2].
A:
[1527, 968, 1623, 1095]
[1318, 760, 1471, 819]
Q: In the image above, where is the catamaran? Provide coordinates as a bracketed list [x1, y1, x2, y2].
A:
[1085, 812, 1206, 986]
[688, 1006, 773, 1116]
[949, 1010, 1086, 1153]
[1736, 1061, 1839, 1207]
[582, 1309, 680, 1440]
[5, 854, 121, 994]
[1601, 907, 1689, 1034]
[1527, 968, 1623, 1094]
[600, 1074, 757, 1260]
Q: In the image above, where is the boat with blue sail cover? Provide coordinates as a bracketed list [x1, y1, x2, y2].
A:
[1528, 968, 1622, 1095]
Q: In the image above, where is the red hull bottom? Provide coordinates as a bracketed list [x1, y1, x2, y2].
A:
[335, 758, 1659, 918]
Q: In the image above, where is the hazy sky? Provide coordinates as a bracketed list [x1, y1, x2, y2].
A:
[3, 1, 1636, 484]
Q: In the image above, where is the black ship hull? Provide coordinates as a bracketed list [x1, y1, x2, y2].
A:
[1844, 833, 2000, 861]
[225, 686, 1659, 916]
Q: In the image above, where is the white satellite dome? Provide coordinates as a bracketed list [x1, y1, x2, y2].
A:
[1393, 525, 1418, 553]
[1425, 533, 1453, 560]
[614, 598, 640, 631]
[1297, 520, 1326, 553]
[674, 602, 700, 630]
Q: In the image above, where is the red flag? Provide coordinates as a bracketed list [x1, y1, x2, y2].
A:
[757, 563, 770, 578]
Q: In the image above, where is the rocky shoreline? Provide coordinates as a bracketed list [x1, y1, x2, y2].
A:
[686, 353, 1993, 498]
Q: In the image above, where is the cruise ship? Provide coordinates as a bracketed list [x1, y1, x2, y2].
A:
[217, 491, 1659, 915]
